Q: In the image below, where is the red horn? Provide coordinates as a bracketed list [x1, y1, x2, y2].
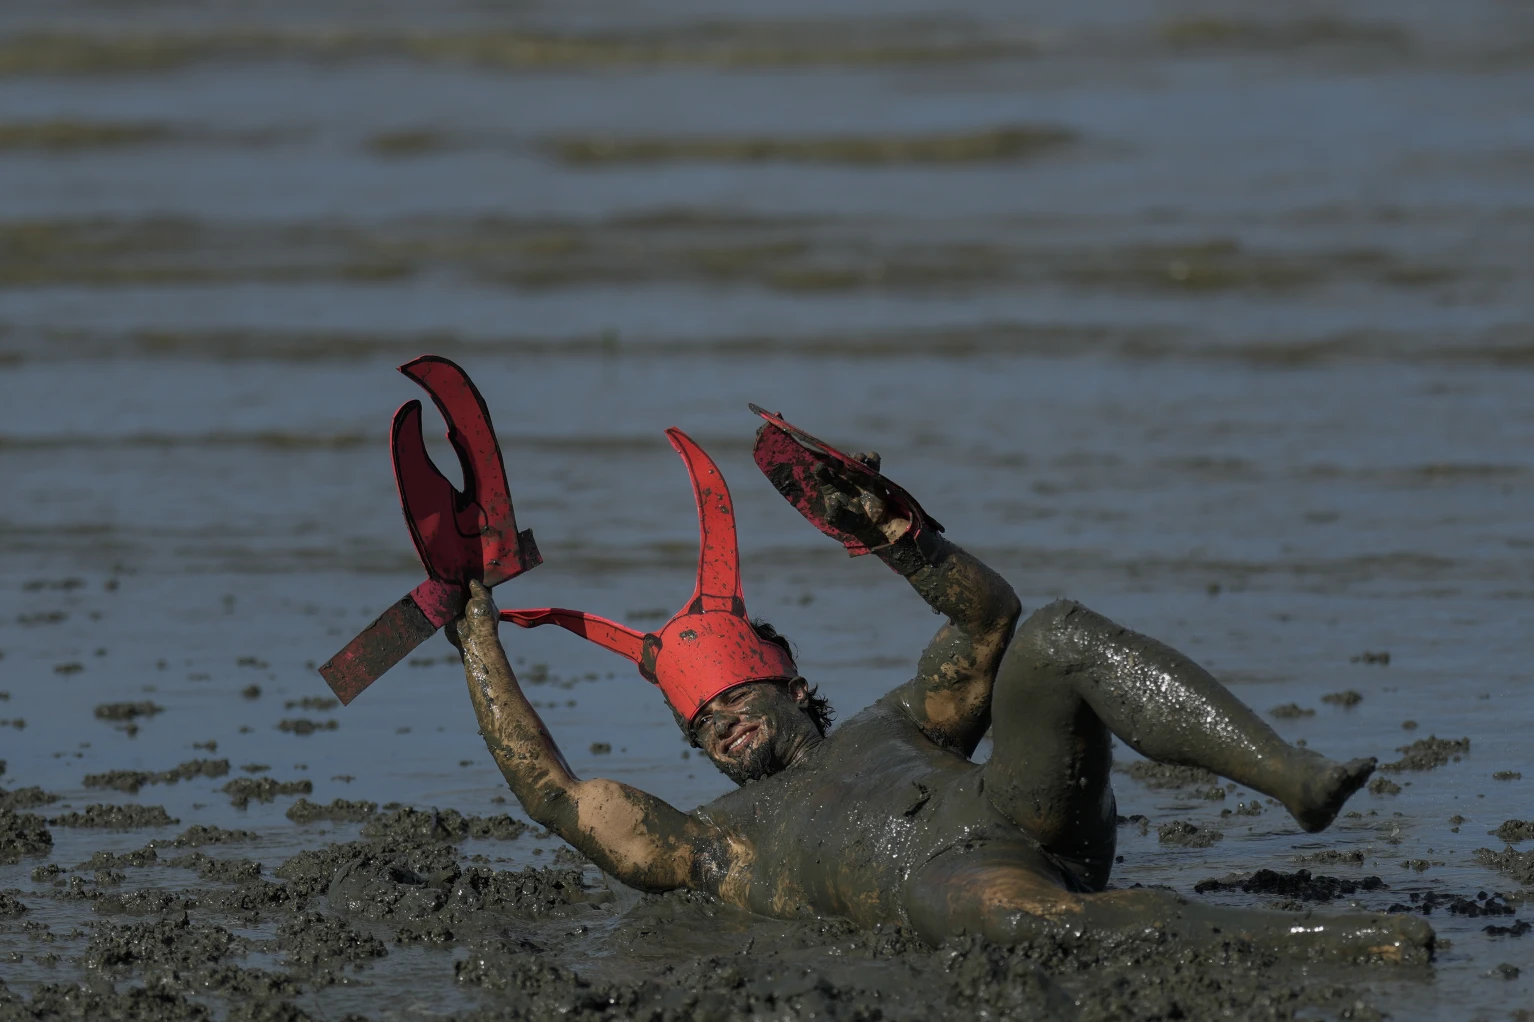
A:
[665, 428, 745, 618]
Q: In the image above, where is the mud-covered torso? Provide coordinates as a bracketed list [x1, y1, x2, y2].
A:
[690, 695, 1023, 926]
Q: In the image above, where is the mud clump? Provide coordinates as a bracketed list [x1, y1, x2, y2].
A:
[1368, 776, 1401, 796]
[1, 811, 54, 862]
[1116, 761, 1217, 789]
[0, 785, 59, 811]
[1294, 848, 1366, 866]
[1321, 689, 1364, 707]
[1493, 820, 1534, 843]
[0, 891, 27, 917]
[322, 838, 606, 931]
[1484, 920, 1532, 937]
[18, 980, 212, 1021]
[284, 696, 338, 712]
[278, 910, 387, 978]
[93, 888, 193, 916]
[1380, 735, 1469, 772]
[77, 845, 159, 870]
[1268, 703, 1314, 719]
[1387, 889, 1516, 917]
[1474, 846, 1534, 886]
[84, 758, 231, 794]
[277, 718, 337, 735]
[167, 824, 257, 847]
[93, 700, 164, 721]
[197, 878, 298, 922]
[222, 777, 312, 808]
[1195, 869, 1386, 902]
[169, 852, 264, 883]
[49, 804, 178, 828]
[359, 806, 529, 842]
[285, 797, 377, 823]
[1157, 820, 1223, 847]
[84, 914, 247, 973]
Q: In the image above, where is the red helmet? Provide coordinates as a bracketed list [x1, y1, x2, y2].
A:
[501, 429, 797, 725]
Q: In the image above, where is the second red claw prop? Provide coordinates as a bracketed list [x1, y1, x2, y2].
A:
[318, 356, 541, 705]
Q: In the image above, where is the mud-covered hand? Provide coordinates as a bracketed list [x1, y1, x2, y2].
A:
[811, 454, 912, 548]
[452, 580, 499, 646]
[751, 409, 942, 567]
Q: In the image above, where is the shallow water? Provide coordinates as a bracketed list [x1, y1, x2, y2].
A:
[1, 0, 1532, 1018]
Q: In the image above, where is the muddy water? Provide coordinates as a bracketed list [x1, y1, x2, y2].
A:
[1, 0, 1533, 1018]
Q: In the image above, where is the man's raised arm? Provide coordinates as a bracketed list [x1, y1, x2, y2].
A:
[453, 582, 739, 894]
[875, 527, 1021, 756]
[800, 462, 1021, 755]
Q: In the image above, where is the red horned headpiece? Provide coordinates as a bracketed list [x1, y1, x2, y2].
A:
[501, 429, 797, 725]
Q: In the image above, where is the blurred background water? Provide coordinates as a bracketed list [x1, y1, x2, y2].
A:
[0, 1, 1532, 1017]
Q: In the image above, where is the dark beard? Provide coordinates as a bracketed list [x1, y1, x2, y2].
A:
[712, 736, 789, 785]
[708, 712, 819, 785]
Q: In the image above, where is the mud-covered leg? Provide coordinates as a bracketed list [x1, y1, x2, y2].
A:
[982, 601, 1375, 876]
[903, 849, 1433, 963]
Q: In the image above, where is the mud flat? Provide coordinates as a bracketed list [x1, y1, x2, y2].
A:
[0, 795, 1457, 1022]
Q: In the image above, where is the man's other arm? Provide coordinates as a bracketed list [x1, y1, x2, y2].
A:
[879, 530, 1021, 755]
[454, 582, 737, 894]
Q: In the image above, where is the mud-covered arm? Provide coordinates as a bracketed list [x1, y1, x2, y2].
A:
[454, 582, 740, 895]
[879, 530, 1022, 756]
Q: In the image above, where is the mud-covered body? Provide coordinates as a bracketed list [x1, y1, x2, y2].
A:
[694, 695, 1055, 926]
[456, 432, 1430, 960]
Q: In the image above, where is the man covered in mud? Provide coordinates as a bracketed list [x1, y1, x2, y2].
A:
[452, 414, 1431, 960]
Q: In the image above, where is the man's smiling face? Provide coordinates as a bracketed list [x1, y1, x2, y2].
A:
[692, 679, 820, 785]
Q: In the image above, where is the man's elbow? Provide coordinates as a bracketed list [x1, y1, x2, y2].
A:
[996, 588, 1023, 629]
[510, 781, 575, 831]
[979, 585, 1022, 634]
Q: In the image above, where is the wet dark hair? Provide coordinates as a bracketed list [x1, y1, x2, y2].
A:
[750, 619, 835, 737]
[674, 619, 835, 745]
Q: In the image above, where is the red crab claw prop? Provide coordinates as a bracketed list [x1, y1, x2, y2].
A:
[318, 356, 541, 704]
[749, 403, 942, 566]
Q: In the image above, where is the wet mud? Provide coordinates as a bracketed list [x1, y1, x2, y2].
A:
[45, 805, 178, 830]
[0, 797, 1452, 1022]
[1195, 868, 1387, 902]
[222, 780, 313, 810]
[1381, 736, 1471, 772]
[0, 812, 52, 863]
[83, 759, 230, 795]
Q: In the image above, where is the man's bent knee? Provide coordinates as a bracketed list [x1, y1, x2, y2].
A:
[1010, 598, 1130, 667]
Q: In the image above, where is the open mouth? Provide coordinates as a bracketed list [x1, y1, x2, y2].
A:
[722, 723, 760, 755]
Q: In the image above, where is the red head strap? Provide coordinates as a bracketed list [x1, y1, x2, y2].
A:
[502, 429, 798, 725]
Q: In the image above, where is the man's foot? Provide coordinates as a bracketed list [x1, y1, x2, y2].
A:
[1285, 755, 1376, 833]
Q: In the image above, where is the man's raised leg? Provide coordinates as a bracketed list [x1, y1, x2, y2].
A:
[981, 600, 1375, 888]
